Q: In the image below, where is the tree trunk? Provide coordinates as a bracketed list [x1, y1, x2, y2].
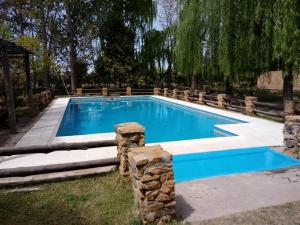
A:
[191, 74, 197, 89]
[0, 46, 17, 133]
[25, 54, 34, 117]
[225, 78, 232, 95]
[40, 8, 50, 88]
[65, 1, 77, 93]
[283, 65, 293, 102]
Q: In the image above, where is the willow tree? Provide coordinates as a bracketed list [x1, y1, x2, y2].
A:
[140, 29, 166, 84]
[273, 0, 300, 101]
[175, 0, 206, 89]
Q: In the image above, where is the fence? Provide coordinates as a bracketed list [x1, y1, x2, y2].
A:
[74, 87, 298, 120]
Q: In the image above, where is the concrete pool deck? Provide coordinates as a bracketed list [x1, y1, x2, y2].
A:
[176, 166, 300, 223]
[0, 95, 284, 169]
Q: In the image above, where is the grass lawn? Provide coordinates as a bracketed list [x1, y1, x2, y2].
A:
[0, 172, 299, 225]
[0, 172, 142, 225]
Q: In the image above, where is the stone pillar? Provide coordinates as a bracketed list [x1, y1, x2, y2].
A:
[128, 145, 176, 225]
[184, 90, 190, 102]
[102, 87, 108, 96]
[46, 90, 52, 102]
[115, 122, 145, 176]
[40, 91, 48, 107]
[284, 100, 295, 116]
[77, 88, 83, 96]
[32, 94, 40, 115]
[164, 88, 169, 97]
[126, 87, 132, 96]
[154, 88, 160, 95]
[217, 94, 227, 108]
[245, 96, 257, 114]
[283, 115, 300, 159]
[172, 89, 178, 99]
[199, 92, 205, 104]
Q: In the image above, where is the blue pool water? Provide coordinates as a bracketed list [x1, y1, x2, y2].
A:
[57, 96, 243, 143]
[173, 147, 300, 182]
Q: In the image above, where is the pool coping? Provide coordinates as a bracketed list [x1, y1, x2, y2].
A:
[18, 95, 284, 150]
[0, 95, 284, 169]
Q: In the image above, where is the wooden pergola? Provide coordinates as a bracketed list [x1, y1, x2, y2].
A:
[0, 38, 34, 133]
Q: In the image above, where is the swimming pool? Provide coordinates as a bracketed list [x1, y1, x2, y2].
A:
[173, 147, 300, 182]
[57, 96, 244, 143]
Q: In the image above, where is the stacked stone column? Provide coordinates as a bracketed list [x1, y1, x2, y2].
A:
[32, 94, 41, 115]
[127, 87, 132, 96]
[217, 94, 227, 108]
[184, 90, 190, 102]
[163, 88, 169, 97]
[245, 96, 257, 114]
[128, 145, 176, 225]
[154, 88, 160, 95]
[102, 87, 108, 96]
[172, 89, 178, 99]
[199, 92, 205, 104]
[76, 88, 83, 96]
[115, 122, 145, 176]
[283, 115, 300, 159]
[40, 91, 48, 107]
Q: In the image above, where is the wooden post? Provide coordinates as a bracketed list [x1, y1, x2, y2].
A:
[25, 54, 34, 117]
[0, 46, 17, 133]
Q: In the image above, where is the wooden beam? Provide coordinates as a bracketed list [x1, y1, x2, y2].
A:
[0, 140, 117, 156]
[0, 157, 119, 178]
[25, 54, 34, 116]
[0, 46, 17, 133]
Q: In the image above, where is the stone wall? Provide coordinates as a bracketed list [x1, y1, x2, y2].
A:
[257, 70, 300, 91]
[128, 145, 176, 225]
[283, 115, 300, 159]
[115, 122, 145, 176]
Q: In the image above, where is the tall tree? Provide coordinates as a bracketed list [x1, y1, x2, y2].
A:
[176, 0, 206, 89]
[94, 0, 156, 87]
[274, 0, 300, 101]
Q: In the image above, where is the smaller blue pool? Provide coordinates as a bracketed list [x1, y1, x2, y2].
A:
[173, 147, 300, 182]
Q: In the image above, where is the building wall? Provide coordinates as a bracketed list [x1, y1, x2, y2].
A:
[257, 71, 300, 91]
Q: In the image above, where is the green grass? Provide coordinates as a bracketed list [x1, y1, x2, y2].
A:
[1, 172, 299, 225]
[0, 173, 142, 225]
